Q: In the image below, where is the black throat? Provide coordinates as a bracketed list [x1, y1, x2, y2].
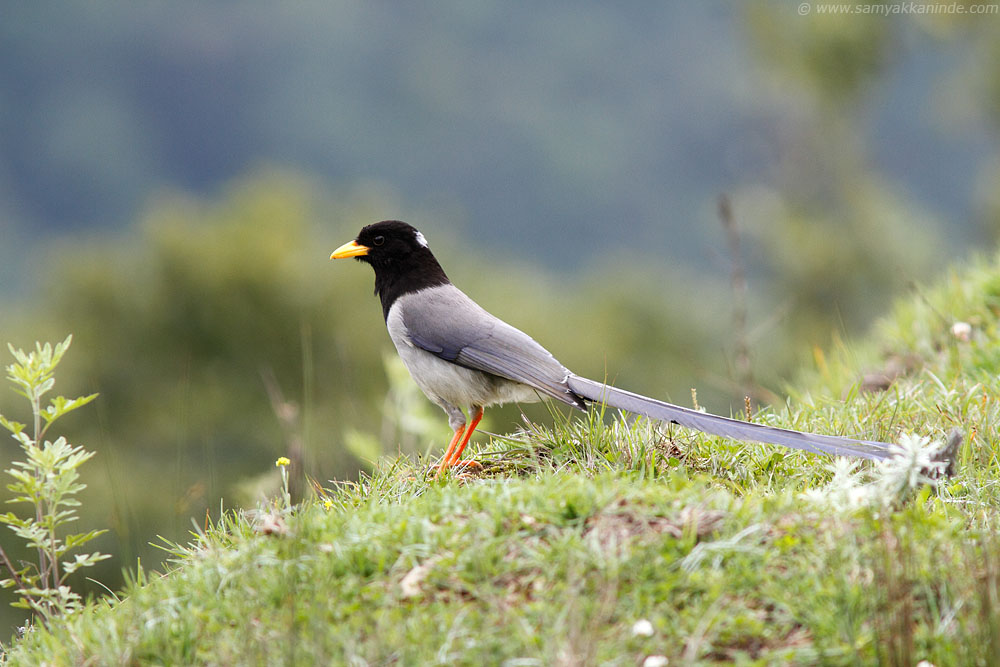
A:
[367, 247, 451, 319]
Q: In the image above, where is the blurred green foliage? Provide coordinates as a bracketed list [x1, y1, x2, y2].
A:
[733, 1, 1000, 348]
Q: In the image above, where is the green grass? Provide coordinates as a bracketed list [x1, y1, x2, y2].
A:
[7, 252, 1000, 665]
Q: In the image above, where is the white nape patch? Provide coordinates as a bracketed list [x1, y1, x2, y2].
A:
[414, 230, 428, 248]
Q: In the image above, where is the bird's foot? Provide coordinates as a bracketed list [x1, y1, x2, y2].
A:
[449, 459, 483, 470]
[432, 459, 483, 479]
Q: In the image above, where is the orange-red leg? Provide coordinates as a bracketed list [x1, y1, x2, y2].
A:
[435, 424, 467, 476]
[445, 406, 484, 467]
[435, 407, 484, 478]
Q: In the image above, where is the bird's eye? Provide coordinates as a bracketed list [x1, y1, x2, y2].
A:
[373, 235, 385, 246]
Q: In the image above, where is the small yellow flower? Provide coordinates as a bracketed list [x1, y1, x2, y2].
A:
[323, 499, 334, 510]
[275, 456, 291, 467]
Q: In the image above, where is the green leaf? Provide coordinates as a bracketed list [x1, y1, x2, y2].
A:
[0, 511, 33, 528]
[9, 523, 49, 548]
[42, 393, 99, 424]
[11, 430, 33, 447]
[36, 377, 55, 397]
[0, 414, 26, 435]
[62, 529, 109, 551]
[51, 335, 73, 367]
[7, 387, 30, 401]
[61, 552, 111, 575]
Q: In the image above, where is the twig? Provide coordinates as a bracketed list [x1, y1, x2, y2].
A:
[718, 194, 754, 404]
[0, 542, 38, 607]
[926, 429, 962, 479]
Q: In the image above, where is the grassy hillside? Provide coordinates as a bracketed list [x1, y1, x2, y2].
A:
[5, 252, 1000, 665]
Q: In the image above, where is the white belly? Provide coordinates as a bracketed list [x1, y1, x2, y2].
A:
[386, 302, 541, 410]
[393, 335, 541, 409]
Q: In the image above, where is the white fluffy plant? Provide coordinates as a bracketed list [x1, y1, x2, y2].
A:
[0, 336, 108, 625]
[804, 433, 950, 511]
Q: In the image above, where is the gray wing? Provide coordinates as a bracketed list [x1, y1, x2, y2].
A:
[397, 286, 583, 407]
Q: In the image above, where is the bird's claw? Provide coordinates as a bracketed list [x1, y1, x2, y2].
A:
[431, 459, 484, 479]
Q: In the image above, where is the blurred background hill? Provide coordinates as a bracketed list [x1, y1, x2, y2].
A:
[2, 0, 1000, 638]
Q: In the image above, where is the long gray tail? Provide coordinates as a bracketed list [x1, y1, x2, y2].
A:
[566, 374, 893, 461]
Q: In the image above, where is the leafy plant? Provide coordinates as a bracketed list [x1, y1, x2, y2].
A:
[0, 336, 107, 624]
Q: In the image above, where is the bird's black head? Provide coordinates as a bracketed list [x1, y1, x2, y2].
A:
[331, 220, 450, 318]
